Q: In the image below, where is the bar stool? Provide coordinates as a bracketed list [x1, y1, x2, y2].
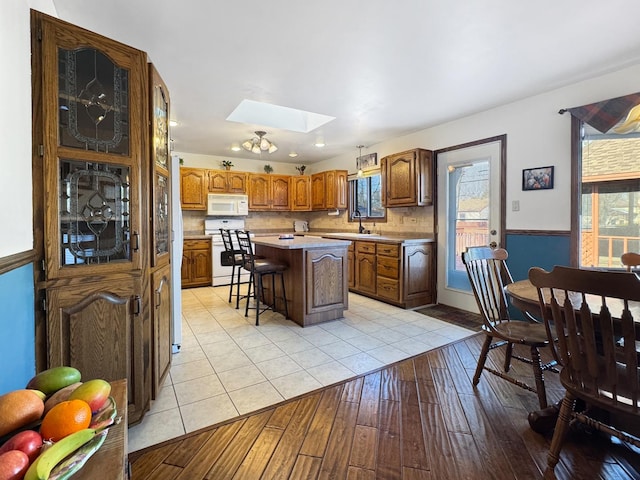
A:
[219, 228, 246, 308]
[235, 230, 289, 325]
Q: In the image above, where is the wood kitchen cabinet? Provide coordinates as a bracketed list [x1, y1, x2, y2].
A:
[354, 241, 377, 295]
[311, 170, 348, 210]
[345, 237, 435, 309]
[151, 264, 171, 398]
[290, 175, 312, 211]
[376, 243, 401, 302]
[248, 174, 291, 210]
[31, 11, 156, 425]
[180, 167, 207, 210]
[181, 239, 212, 288]
[381, 148, 433, 207]
[208, 169, 247, 194]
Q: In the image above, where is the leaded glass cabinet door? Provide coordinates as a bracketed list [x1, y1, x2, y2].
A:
[149, 63, 171, 268]
[40, 15, 146, 279]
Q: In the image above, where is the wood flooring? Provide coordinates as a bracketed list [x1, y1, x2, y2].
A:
[129, 333, 640, 479]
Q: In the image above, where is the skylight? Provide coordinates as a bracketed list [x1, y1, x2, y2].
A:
[226, 99, 335, 133]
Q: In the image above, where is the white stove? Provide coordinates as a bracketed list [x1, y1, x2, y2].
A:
[204, 218, 249, 287]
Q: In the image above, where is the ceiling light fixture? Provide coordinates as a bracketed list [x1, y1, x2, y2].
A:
[356, 145, 364, 177]
[314, 141, 325, 148]
[230, 143, 241, 152]
[288, 152, 298, 158]
[242, 131, 278, 154]
[169, 120, 178, 127]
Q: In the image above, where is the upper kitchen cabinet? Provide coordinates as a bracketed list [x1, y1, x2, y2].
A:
[208, 169, 247, 194]
[180, 167, 207, 210]
[31, 10, 151, 423]
[290, 175, 312, 211]
[311, 170, 348, 210]
[381, 148, 433, 207]
[248, 173, 291, 211]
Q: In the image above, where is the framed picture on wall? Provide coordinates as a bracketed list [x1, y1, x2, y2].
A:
[522, 166, 554, 191]
[357, 153, 378, 170]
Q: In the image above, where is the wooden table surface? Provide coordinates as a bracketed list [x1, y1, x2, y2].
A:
[75, 378, 128, 479]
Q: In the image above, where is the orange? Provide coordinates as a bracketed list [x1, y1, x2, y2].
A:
[39, 399, 92, 442]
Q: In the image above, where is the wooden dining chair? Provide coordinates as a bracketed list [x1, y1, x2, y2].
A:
[462, 246, 558, 410]
[529, 265, 640, 480]
[621, 251, 640, 272]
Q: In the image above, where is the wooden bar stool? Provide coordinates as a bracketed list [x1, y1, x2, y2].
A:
[235, 230, 289, 325]
[219, 228, 247, 308]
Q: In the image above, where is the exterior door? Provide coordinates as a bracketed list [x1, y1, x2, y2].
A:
[435, 136, 505, 312]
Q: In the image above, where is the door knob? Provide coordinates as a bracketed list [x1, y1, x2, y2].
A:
[489, 241, 497, 248]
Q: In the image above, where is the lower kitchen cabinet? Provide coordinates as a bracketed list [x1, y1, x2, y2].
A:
[182, 238, 212, 288]
[151, 265, 172, 398]
[355, 241, 377, 295]
[348, 238, 435, 309]
[44, 276, 149, 425]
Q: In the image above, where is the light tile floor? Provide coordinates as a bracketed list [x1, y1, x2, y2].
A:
[128, 285, 476, 452]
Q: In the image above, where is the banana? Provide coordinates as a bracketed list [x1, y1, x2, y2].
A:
[23, 427, 103, 480]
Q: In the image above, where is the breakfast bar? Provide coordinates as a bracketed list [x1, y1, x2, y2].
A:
[252, 235, 351, 327]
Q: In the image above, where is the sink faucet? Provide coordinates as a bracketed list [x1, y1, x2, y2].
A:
[354, 210, 365, 234]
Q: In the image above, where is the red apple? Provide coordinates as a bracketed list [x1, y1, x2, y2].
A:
[0, 430, 43, 463]
[0, 450, 29, 480]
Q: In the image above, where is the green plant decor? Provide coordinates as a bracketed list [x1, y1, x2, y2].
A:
[264, 164, 273, 174]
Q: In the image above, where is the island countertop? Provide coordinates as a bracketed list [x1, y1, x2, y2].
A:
[251, 235, 352, 249]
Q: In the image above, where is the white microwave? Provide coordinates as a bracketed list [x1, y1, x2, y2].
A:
[207, 193, 249, 216]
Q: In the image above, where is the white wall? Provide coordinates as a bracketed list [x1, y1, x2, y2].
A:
[175, 151, 300, 176]
[315, 63, 640, 232]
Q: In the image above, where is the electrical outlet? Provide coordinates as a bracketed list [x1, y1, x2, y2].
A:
[512, 200, 520, 212]
[406, 217, 418, 224]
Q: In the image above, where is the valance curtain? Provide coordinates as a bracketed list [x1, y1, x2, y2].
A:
[560, 92, 640, 133]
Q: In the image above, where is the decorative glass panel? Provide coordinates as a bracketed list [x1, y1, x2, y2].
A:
[58, 47, 129, 154]
[155, 174, 170, 257]
[60, 159, 131, 266]
[153, 85, 169, 170]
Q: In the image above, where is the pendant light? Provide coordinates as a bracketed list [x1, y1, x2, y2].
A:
[356, 145, 364, 177]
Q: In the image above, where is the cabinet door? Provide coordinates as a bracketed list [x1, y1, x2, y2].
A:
[248, 174, 271, 210]
[208, 170, 228, 193]
[311, 173, 325, 210]
[291, 176, 312, 211]
[384, 151, 417, 206]
[404, 243, 434, 304]
[335, 170, 348, 209]
[356, 253, 377, 294]
[151, 265, 171, 398]
[227, 172, 248, 193]
[417, 150, 434, 206]
[271, 175, 291, 210]
[149, 64, 171, 268]
[46, 278, 147, 423]
[191, 248, 212, 285]
[305, 248, 348, 314]
[180, 168, 207, 210]
[181, 251, 191, 285]
[347, 247, 355, 289]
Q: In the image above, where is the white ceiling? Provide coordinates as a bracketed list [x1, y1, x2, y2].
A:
[51, 0, 640, 164]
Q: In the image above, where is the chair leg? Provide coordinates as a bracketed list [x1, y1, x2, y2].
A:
[228, 264, 235, 303]
[473, 335, 493, 386]
[244, 271, 254, 318]
[504, 342, 513, 372]
[530, 346, 548, 409]
[543, 393, 576, 480]
[255, 273, 262, 326]
[235, 265, 243, 309]
[280, 272, 288, 319]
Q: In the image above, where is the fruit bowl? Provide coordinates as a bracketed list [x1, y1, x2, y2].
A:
[47, 397, 117, 480]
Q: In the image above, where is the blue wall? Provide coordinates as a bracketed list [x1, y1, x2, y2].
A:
[505, 232, 571, 319]
[0, 263, 35, 394]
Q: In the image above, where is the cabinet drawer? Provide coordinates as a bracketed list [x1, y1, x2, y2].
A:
[376, 255, 399, 279]
[184, 239, 210, 250]
[377, 243, 399, 257]
[356, 242, 376, 254]
[377, 277, 400, 301]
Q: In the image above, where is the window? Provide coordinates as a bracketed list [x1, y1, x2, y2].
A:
[348, 171, 385, 221]
[574, 125, 640, 268]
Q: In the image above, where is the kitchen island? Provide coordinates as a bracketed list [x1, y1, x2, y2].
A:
[252, 235, 351, 327]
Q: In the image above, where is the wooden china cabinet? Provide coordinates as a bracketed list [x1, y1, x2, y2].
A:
[30, 11, 172, 424]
